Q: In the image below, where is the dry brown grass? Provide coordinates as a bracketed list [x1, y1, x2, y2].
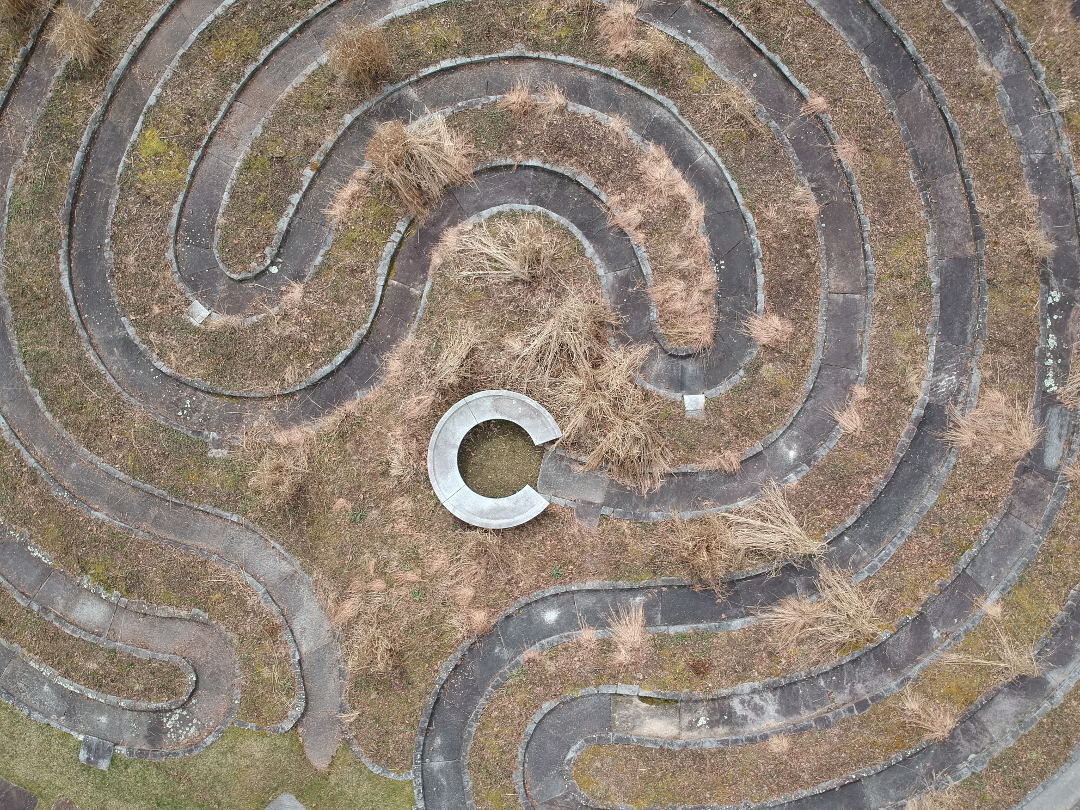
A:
[896, 689, 959, 743]
[597, 0, 640, 59]
[0, 0, 39, 21]
[657, 514, 733, 593]
[1057, 364, 1080, 409]
[608, 600, 649, 665]
[802, 93, 829, 115]
[743, 312, 794, 348]
[726, 482, 822, 566]
[365, 117, 475, 217]
[629, 26, 675, 72]
[329, 23, 390, 91]
[1020, 225, 1055, 261]
[437, 217, 558, 281]
[250, 444, 310, 503]
[509, 289, 620, 381]
[756, 563, 882, 657]
[940, 625, 1041, 682]
[48, 5, 104, 67]
[325, 168, 370, 223]
[831, 386, 868, 437]
[536, 81, 569, 118]
[498, 79, 534, 118]
[649, 271, 715, 352]
[904, 786, 962, 810]
[943, 388, 1041, 461]
[791, 184, 820, 219]
[575, 617, 598, 650]
[554, 346, 674, 493]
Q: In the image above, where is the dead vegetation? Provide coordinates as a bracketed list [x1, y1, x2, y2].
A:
[1058, 364, 1080, 409]
[434, 216, 559, 281]
[943, 388, 1041, 462]
[608, 600, 649, 665]
[831, 386, 868, 437]
[743, 312, 794, 348]
[328, 23, 390, 91]
[939, 624, 1041, 683]
[756, 563, 883, 658]
[896, 688, 959, 742]
[508, 290, 620, 381]
[47, 5, 104, 67]
[597, 0, 674, 71]
[1020, 224, 1054, 261]
[365, 117, 476, 217]
[0, 0, 39, 21]
[654, 482, 821, 590]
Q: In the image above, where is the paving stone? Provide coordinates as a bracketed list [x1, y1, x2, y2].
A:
[0, 777, 38, 810]
[265, 795, 307, 810]
[78, 736, 114, 771]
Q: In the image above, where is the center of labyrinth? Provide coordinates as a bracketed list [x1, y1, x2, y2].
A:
[0, 0, 1078, 808]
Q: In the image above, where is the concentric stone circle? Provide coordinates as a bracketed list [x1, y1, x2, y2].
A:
[0, 0, 1077, 807]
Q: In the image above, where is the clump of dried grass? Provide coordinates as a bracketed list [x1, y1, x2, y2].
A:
[597, 0, 640, 59]
[896, 688, 958, 743]
[429, 322, 480, 390]
[554, 346, 674, 493]
[438, 217, 558, 281]
[48, 5, 104, 67]
[329, 23, 390, 91]
[629, 26, 675, 71]
[575, 616, 598, 649]
[756, 563, 882, 657]
[326, 169, 370, 223]
[743, 312, 794, 348]
[940, 626, 1041, 682]
[509, 290, 620, 381]
[1058, 364, 1080, 409]
[791, 184, 819, 219]
[705, 83, 769, 140]
[251, 444, 310, 503]
[365, 117, 475, 217]
[1020, 225, 1054, 261]
[536, 81, 569, 118]
[499, 80, 535, 118]
[0, 0, 40, 21]
[943, 389, 1041, 461]
[904, 786, 961, 810]
[726, 482, 823, 567]
[801, 93, 828, 115]
[831, 386, 868, 437]
[657, 514, 733, 593]
[608, 601, 649, 665]
[649, 270, 715, 352]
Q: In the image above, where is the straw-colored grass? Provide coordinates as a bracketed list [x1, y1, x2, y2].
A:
[326, 169, 370, 223]
[498, 80, 534, 118]
[608, 600, 649, 666]
[904, 786, 961, 810]
[942, 388, 1041, 461]
[756, 563, 882, 657]
[536, 81, 569, 118]
[629, 26, 675, 71]
[656, 514, 733, 593]
[554, 346, 674, 493]
[802, 93, 829, 115]
[791, 184, 820, 219]
[896, 688, 959, 743]
[365, 117, 475, 217]
[0, 0, 39, 21]
[47, 5, 104, 68]
[329, 23, 390, 91]
[726, 482, 823, 567]
[597, 0, 640, 59]
[575, 617, 599, 650]
[509, 290, 620, 381]
[1020, 225, 1054, 261]
[939, 625, 1041, 682]
[437, 217, 558, 281]
[649, 271, 715, 352]
[1057, 364, 1080, 409]
[831, 386, 868, 437]
[743, 312, 794, 348]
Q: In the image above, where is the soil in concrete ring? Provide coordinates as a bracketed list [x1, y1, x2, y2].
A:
[458, 419, 545, 499]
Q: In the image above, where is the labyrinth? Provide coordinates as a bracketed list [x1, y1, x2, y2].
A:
[1, 0, 1079, 808]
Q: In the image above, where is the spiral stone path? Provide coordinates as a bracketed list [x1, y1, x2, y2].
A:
[0, 0, 1079, 807]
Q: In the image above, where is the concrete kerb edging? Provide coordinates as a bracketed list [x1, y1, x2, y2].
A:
[0, 1, 58, 118]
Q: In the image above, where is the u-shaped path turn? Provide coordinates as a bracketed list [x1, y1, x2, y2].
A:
[0, 0, 1078, 805]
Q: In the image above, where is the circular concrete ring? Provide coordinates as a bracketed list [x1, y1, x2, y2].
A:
[427, 391, 562, 529]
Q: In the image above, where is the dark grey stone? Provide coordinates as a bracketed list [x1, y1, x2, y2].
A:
[79, 736, 115, 771]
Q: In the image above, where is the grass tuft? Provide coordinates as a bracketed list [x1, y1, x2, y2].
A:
[743, 312, 794, 348]
[597, 0, 640, 59]
[48, 5, 104, 67]
[437, 216, 558, 281]
[756, 563, 882, 657]
[498, 79, 534, 118]
[509, 289, 620, 381]
[608, 601, 648, 665]
[896, 688, 958, 743]
[943, 388, 1041, 461]
[726, 482, 823, 567]
[0, 0, 39, 21]
[802, 93, 829, 115]
[329, 23, 390, 91]
[365, 117, 475, 217]
[1020, 225, 1054, 261]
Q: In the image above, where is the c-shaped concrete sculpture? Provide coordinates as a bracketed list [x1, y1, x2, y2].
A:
[427, 391, 562, 529]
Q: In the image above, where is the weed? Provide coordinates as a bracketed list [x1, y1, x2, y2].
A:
[0, 0, 39, 21]
[608, 600, 648, 665]
[756, 563, 882, 658]
[329, 23, 390, 91]
[743, 312, 794, 348]
[1020, 225, 1054, 261]
[802, 93, 829, 115]
[509, 289, 620, 381]
[896, 688, 958, 742]
[498, 79, 535, 118]
[597, 0, 639, 59]
[943, 389, 1041, 461]
[726, 481, 823, 567]
[436, 216, 558, 281]
[48, 5, 104, 68]
[365, 117, 476, 217]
